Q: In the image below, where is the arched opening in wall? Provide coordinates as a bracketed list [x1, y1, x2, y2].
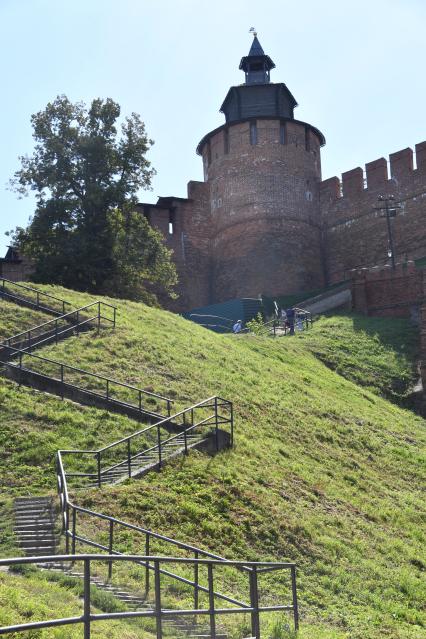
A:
[169, 209, 176, 235]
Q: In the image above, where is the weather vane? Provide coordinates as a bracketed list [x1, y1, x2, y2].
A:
[249, 26, 257, 37]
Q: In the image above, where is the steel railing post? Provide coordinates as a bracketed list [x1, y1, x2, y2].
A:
[207, 563, 216, 639]
[113, 307, 116, 329]
[55, 319, 58, 344]
[62, 300, 65, 314]
[249, 566, 260, 639]
[65, 503, 70, 554]
[139, 390, 142, 413]
[154, 560, 163, 639]
[76, 310, 79, 336]
[214, 397, 219, 451]
[84, 558, 91, 639]
[194, 551, 199, 612]
[230, 402, 234, 448]
[60, 364, 64, 400]
[291, 565, 299, 631]
[106, 379, 109, 401]
[157, 426, 162, 468]
[145, 533, 150, 596]
[71, 508, 76, 555]
[127, 439, 132, 478]
[98, 302, 101, 333]
[97, 452, 101, 487]
[108, 520, 114, 580]
[184, 427, 188, 454]
[167, 400, 171, 417]
[27, 329, 31, 350]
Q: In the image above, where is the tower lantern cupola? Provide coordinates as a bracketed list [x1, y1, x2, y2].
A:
[218, 33, 298, 124]
[239, 32, 275, 85]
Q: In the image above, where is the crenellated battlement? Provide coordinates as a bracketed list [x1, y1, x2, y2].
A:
[321, 140, 426, 201]
[321, 140, 426, 288]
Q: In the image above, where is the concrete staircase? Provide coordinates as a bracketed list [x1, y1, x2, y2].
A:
[5, 284, 234, 638]
[14, 496, 59, 559]
[41, 562, 227, 638]
[92, 431, 210, 487]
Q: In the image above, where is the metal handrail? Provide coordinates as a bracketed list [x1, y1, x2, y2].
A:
[98, 413, 217, 477]
[56, 397, 234, 566]
[58, 396, 233, 487]
[97, 395, 225, 453]
[6, 346, 173, 410]
[0, 554, 299, 638]
[0, 277, 73, 311]
[189, 313, 235, 325]
[1, 301, 117, 346]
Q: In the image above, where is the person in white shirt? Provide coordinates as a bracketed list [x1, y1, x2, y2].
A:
[232, 320, 242, 334]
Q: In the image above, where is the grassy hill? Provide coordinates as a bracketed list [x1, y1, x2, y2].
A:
[0, 289, 425, 638]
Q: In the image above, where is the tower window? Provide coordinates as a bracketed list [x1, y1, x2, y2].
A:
[305, 127, 310, 151]
[280, 122, 286, 145]
[224, 128, 230, 154]
[168, 209, 175, 235]
[250, 121, 257, 145]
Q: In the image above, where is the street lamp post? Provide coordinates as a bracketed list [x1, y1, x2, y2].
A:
[376, 195, 401, 269]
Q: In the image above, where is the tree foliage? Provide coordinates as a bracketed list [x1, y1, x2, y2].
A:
[9, 95, 177, 303]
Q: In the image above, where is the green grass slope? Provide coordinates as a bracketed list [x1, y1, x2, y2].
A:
[0, 298, 53, 341]
[0, 286, 425, 638]
[298, 314, 419, 402]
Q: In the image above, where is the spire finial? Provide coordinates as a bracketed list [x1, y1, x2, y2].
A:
[249, 26, 257, 37]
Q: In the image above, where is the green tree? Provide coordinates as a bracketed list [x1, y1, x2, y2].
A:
[9, 95, 177, 302]
[104, 206, 178, 303]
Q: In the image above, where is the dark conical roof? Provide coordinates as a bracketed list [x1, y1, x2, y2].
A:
[239, 35, 275, 75]
[248, 35, 265, 57]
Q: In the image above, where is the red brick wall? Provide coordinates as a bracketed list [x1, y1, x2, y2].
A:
[138, 181, 212, 312]
[351, 262, 423, 318]
[420, 275, 426, 390]
[321, 142, 426, 284]
[201, 118, 325, 302]
[351, 262, 426, 392]
[0, 258, 34, 282]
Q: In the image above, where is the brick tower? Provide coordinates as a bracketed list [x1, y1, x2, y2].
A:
[197, 32, 326, 301]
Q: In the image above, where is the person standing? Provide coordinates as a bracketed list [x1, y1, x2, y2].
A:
[285, 307, 295, 335]
[232, 319, 243, 334]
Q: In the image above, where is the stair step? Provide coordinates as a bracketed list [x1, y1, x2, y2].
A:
[15, 527, 54, 532]
[19, 539, 57, 547]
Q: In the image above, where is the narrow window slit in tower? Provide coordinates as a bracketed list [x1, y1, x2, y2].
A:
[250, 121, 258, 145]
[280, 122, 286, 145]
[169, 209, 175, 235]
[305, 127, 310, 151]
[224, 128, 230, 154]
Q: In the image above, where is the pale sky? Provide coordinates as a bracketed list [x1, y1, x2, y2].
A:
[1, 0, 425, 254]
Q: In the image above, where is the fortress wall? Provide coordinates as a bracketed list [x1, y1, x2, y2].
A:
[321, 142, 426, 284]
[351, 261, 423, 318]
[138, 181, 211, 312]
[352, 262, 426, 399]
